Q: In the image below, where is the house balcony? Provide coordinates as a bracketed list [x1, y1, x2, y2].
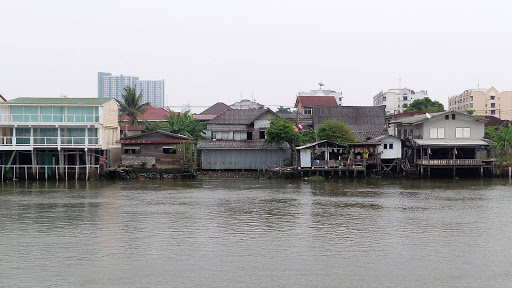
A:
[0, 136, 101, 150]
[416, 159, 491, 167]
[0, 114, 100, 125]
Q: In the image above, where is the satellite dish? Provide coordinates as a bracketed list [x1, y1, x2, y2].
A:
[426, 113, 431, 119]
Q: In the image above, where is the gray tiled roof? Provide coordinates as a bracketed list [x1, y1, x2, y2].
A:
[197, 140, 289, 149]
[208, 109, 278, 125]
[198, 102, 231, 116]
[353, 130, 388, 142]
[312, 106, 387, 132]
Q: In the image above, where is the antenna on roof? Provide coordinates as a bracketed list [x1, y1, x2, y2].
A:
[477, 80, 480, 89]
[318, 82, 324, 90]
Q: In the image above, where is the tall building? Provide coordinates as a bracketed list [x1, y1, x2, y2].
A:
[297, 83, 342, 106]
[373, 88, 428, 115]
[98, 72, 165, 108]
[136, 80, 165, 108]
[448, 87, 512, 120]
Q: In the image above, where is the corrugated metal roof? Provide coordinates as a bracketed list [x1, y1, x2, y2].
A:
[2, 97, 114, 105]
[413, 139, 495, 146]
[197, 140, 289, 149]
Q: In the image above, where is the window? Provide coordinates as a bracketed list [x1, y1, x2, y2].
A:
[303, 107, 312, 115]
[383, 143, 394, 150]
[491, 103, 496, 108]
[247, 132, 253, 140]
[67, 106, 94, 122]
[124, 147, 141, 154]
[490, 96, 495, 100]
[430, 128, 445, 139]
[445, 115, 449, 120]
[162, 147, 177, 154]
[456, 127, 470, 138]
[402, 103, 408, 108]
[491, 110, 496, 115]
[10, 106, 38, 122]
[259, 130, 265, 139]
[382, 96, 386, 101]
[452, 114, 456, 120]
[470, 96, 473, 101]
[403, 96, 408, 101]
[41, 106, 64, 122]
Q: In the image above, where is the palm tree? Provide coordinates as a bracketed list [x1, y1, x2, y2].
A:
[149, 111, 205, 142]
[119, 86, 149, 125]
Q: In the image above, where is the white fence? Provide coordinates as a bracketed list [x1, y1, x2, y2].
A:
[1, 165, 101, 182]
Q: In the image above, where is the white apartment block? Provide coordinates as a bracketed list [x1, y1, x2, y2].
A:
[98, 72, 165, 108]
[373, 88, 428, 115]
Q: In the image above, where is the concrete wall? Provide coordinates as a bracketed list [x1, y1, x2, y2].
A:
[201, 149, 290, 170]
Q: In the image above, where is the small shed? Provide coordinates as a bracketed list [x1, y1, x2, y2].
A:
[363, 135, 402, 160]
[119, 130, 192, 169]
[296, 140, 348, 168]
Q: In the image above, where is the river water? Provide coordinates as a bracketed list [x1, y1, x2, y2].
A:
[1, 178, 511, 287]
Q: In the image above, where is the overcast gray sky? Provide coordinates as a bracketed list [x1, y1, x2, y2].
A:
[1, 0, 511, 111]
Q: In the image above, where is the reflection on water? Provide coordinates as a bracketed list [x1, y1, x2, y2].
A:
[1, 178, 511, 287]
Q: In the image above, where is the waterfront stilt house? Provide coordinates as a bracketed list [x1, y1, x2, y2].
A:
[388, 110, 495, 177]
[0, 97, 120, 181]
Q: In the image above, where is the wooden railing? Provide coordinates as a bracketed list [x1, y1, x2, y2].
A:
[416, 159, 482, 166]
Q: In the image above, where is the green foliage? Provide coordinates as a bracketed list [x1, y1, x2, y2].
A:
[264, 118, 302, 147]
[119, 86, 149, 125]
[176, 142, 196, 172]
[404, 97, 444, 113]
[276, 106, 292, 114]
[307, 175, 325, 182]
[148, 111, 205, 142]
[300, 127, 317, 144]
[465, 109, 476, 115]
[485, 124, 512, 157]
[316, 120, 357, 144]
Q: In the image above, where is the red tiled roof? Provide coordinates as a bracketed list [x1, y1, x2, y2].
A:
[119, 105, 171, 121]
[295, 96, 338, 108]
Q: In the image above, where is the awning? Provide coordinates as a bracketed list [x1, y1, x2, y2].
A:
[123, 146, 140, 149]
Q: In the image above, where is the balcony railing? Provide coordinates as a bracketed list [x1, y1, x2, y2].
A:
[0, 136, 100, 147]
[416, 159, 483, 166]
[0, 114, 99, 123]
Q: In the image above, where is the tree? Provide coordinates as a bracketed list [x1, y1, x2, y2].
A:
[465, 109, 476, 115]
[485, 124, 512, 159]
[264, 118, 302, 147]
[119, 86, 149, 125]
[301, 127, 317, 144]
[276, 106, 292, 114]
[148, 111, 205, 142]
[316, 120, 357, 144]
[404, 97, 444, 113]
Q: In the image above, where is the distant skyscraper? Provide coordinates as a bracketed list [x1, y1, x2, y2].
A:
[98, 72, 165, 108]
